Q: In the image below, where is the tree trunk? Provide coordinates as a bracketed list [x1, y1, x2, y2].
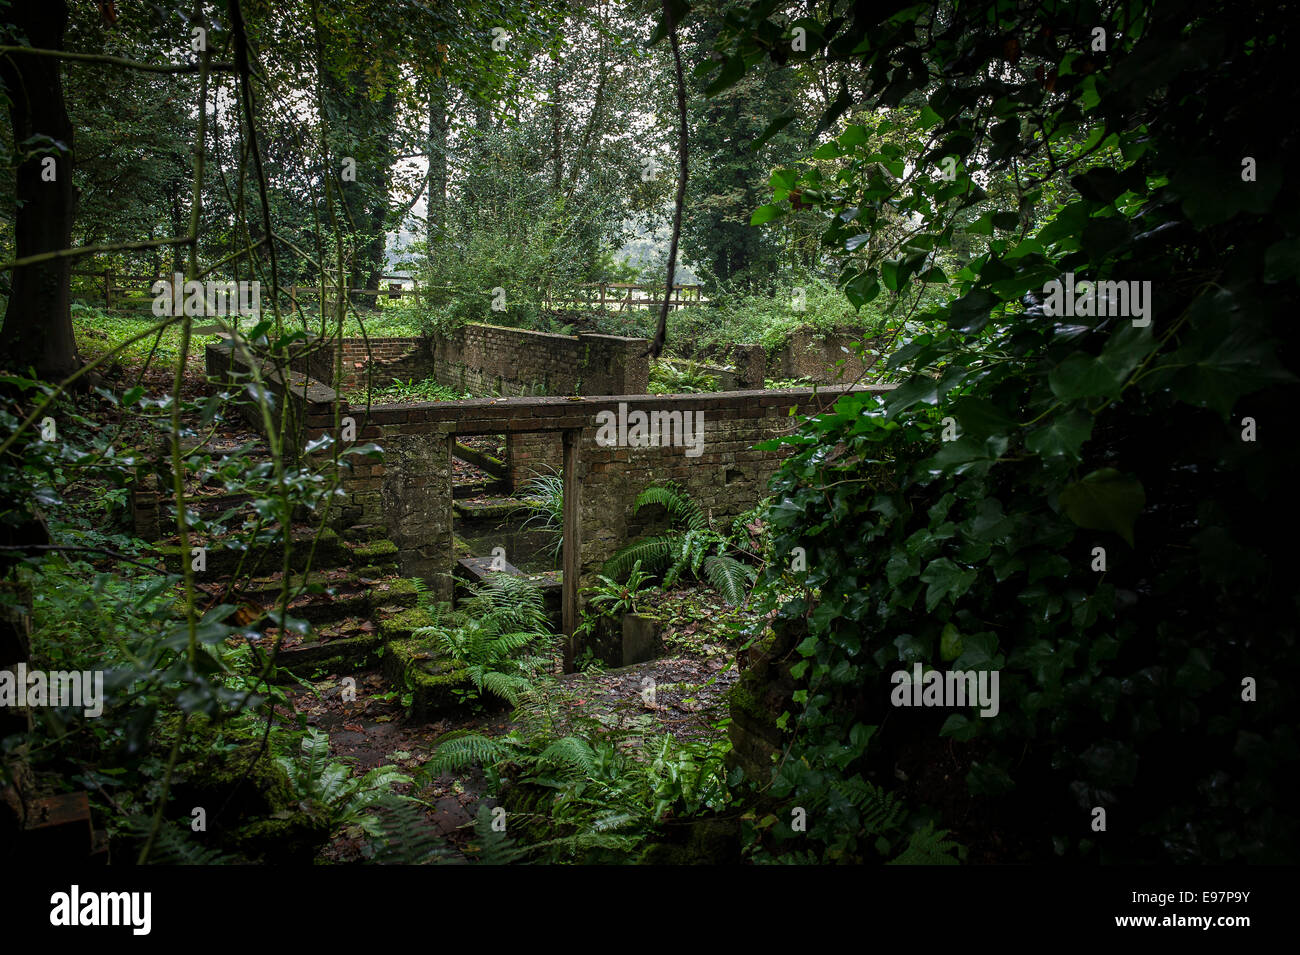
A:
[427, 79, 448, 251]
[0, 0, 81, 381]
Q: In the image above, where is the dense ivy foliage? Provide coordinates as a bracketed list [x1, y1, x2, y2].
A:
[688, 0, 1300, 861]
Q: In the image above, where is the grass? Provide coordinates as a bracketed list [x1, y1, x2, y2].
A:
[346, 377, 468, 404]
[70, 297, 426, 372]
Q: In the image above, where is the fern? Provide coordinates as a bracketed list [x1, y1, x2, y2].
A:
[414, 573, 552, 705]
[703, 554, 756, 606]
[423, 731, 519, 775]
[840, 777, 905, 835]
[602, 483, 756, 605]
[276, 728, 416, 835]
[631, 482, 705, 531]
[887, 823, 963, 865]
[603, 533, 676, 580]
[537, 737, 600, 777]
[133, 816, 237, 865]
[361, 797, 456, 864]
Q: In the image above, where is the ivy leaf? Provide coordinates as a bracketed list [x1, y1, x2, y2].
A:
[946, 289, 1000, 334]
[920, 558, 976, 611]
[940, 713, 979, 741]
[1048, 352, 1126, 400]
[1058, 468, 1145, 545]
[1165, 327, 1297, 417]
[1264, 238, 1300, 282]
[947, 396, 1014, 439]
[1025, 410, 1094, 461]
[886, 550, 920, 586]
[940, 623, 963, 661]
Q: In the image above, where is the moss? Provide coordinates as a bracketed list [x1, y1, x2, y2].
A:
[385, 578, 421, 597]
[382, 635, 470, 719]
[228, 812, 331, 864]
[726, 680, 767, 724]
[347, 538, 399, 559]
[366, 577, 421, 611]
[453, 500, 529, 520]
[378, 606, 440, 641]
[273, 632, 385, 678]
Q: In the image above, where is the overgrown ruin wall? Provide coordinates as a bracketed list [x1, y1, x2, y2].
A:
[205, 340, 887, 659]
[286, 324, 652, 488]
[432, 324, 649, 398]
[322, 388, 876, 601]
[766, 331, 879, 383]
[208, 338, 877, 591]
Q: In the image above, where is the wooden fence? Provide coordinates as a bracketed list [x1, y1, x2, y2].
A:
[543, 282, 703, 311]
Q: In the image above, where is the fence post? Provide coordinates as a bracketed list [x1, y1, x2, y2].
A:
[102, 270, 111, 308]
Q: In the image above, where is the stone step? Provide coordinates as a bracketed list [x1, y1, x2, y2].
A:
[158, 526, 347, 575]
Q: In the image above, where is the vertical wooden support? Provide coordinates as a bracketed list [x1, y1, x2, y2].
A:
[561, 428, 581, 672]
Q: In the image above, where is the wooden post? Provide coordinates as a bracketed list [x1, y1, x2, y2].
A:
[102, 270, 111, 308]
[561, 428, 581, 672]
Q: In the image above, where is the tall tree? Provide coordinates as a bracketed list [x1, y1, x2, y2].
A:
[0, 0, 80, 380]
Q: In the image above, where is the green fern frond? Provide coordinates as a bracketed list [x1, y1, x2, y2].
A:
[469, 667, 532, 704]
[536, 736, 599, 776]
[886, 822, 963, 865]
[361, 797, 456, 865]
[702, 554, 756, 606]
[425, 732, 516, 775]
[632, 482, 705, 531]
[839, 777, 905, 835]
[603, 534, 675, 579]
[135, 817, 237, 865]
[470, 803, 529, 865]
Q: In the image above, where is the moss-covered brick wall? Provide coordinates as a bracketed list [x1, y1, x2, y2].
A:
[430, 324, 649, 398]
[207, 341, 889, 654]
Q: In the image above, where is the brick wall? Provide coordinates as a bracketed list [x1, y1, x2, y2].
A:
[206, 337, 337, 458]
[765, 331, 880, 383]
[287, 336, 437, 394]
[316, 389, 885, 603]
[431, 324, 649, 398]
[206, 340, 889, 659]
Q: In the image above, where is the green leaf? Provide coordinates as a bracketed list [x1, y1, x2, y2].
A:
[920, 558, 976, 611]
[1264, 238, 1300, 282]
[1058, 468, 1145, 545]
[1048, 352, 1126, 400]
[939, 623, 963, 662]
[1165, 326, 1297, 417]
[751, 203, 785, 226]
[946, 289, 1000, 334]
[947, 396, 1014, 439]
[752, 111, 797, 152]
[1025, 410, 1094, 461]
[705, 54, 746, 95]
